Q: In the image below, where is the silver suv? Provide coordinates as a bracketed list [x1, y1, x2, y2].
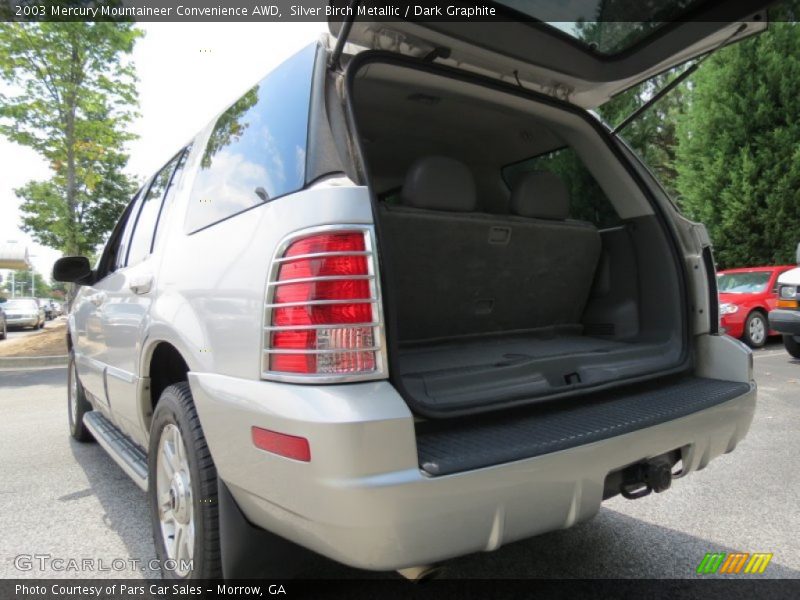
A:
[54, 12, 764, 579]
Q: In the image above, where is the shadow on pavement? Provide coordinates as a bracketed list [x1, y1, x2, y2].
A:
[301, 507, 800, 580]
[0, 366, 67, 389]
[69, 436, 159, 577]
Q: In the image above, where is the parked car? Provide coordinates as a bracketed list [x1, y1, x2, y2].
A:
[54, 11, 764, 580]
[768, 244, 800, 358]
[2, 297, 45, 330]
[717, 266, 795, 348]
[0, 304, 7, 340]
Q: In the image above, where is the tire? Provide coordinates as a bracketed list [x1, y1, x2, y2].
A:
[783, 335, 800, 359]
[742, 311, 768, 348]
[0, 318, 6, 340]
[149, 383, 221, 579]
[67, 354, 94, 442]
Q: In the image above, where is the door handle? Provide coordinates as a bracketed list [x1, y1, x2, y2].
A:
[129, 274, 154, 295]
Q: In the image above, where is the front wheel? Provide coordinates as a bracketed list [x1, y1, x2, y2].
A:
[67, 354, 94, 442]
[742, 311, 768, 348]
[149, 383, 221, 579]
[783, 335, 800, 359]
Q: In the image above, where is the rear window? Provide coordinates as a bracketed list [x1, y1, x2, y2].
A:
[185, 44, 316, 233]
[717, 272, 771, 294]
[4, 299, 37, 310]
[503, 147, 621, 228]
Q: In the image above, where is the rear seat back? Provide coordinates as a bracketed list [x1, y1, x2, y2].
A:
[379, 158, 601, 343]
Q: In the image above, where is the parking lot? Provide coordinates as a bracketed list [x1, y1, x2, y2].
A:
[5, 318, 60, 341]
[0, 341, 798, 580]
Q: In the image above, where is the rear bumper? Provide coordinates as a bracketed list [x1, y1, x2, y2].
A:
[7, 317, 38, 327]
[189, 370, 756, 571]
[769, 309, 800, 336]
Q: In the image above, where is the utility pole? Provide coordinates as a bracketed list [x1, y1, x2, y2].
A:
[10, 271, 14, 298]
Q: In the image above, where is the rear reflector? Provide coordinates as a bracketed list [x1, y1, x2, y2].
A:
[251, 426, 311, 462]
[263, 228, 385, 381]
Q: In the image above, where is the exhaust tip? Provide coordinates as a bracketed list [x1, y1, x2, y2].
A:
[397, 565, 444, 582]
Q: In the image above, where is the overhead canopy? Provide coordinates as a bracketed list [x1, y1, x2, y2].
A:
[0, 243, 31, 269]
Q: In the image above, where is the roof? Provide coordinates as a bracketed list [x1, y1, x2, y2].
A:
[717, 265, 795, 274]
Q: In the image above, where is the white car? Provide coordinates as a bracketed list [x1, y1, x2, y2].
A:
[54, 7, 764, 580]
[2, 297, 45, 330]
[768, 244, 800, 358]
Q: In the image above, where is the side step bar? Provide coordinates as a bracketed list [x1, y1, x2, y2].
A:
[84, 411, 148, 491]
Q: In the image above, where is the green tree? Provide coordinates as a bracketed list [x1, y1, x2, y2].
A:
[201, 85, 259, 169]
[0, 22, 142, 257]
[598, 70, 686, 195]
[675, 22, 800, 268]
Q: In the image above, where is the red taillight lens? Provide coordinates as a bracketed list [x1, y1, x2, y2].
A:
[273, 279, 371, 304]
[272, 303, 373, 326]
[284, 232, 365, 257]
[277, 255, 368, 280]
[264, 230, 382, 378]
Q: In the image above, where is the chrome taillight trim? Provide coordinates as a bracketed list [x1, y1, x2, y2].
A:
[261, 224, 388, 384]
[263, 347, 382, 355]
[264, 322, 380, 331]
[273, 251, 371, 263]
[264, 298, 378, 309]
[267, 274, 375, 286]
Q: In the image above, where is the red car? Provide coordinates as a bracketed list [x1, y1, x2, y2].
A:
[717, 266, 795, 348]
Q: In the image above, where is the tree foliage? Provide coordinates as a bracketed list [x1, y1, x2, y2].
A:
[0, 22, 142, 256]
[675, 22, 800, 268]
[201, 85, 258, 169]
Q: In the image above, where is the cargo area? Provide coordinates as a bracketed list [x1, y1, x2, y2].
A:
[348, 59, 688, 416]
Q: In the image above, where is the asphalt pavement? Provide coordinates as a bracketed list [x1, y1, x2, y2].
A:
[0, 341, 798, 580]
[4, 318, 60, 341]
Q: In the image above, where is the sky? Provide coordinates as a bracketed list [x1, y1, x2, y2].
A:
[0, 21, 326, 285]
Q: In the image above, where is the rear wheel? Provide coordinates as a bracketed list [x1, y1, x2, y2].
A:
[67, 354, 94, 442]
[742, 311, 768, 348]
[783, 335, 800, 359]
[149, 383, 221, 579]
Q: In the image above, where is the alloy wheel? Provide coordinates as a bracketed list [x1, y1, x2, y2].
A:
[749, 315, 766, 346]
[156, 423, 194, 577]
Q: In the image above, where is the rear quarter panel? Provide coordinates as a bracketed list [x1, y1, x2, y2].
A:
[148, 183, 376, 383]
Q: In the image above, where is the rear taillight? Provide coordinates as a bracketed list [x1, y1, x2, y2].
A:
[262, 227, 386, 382]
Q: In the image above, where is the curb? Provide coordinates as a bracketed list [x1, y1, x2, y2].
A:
[0, 354, 69, 370]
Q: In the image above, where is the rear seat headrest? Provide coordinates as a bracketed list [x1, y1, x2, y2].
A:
[401, 156, 477, 212]
[510, 170, 570, 220]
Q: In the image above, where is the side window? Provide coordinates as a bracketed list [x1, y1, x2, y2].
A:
[185, 43, 316, 233]
[126, 152, 183, 267]
[503, 147, 622, 229]
[115, 190, 145, 271]
[92, 189, 141, 278]
[152, 147, 190, 251]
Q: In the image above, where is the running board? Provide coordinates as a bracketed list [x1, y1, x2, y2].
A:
[84, 411, 148, 491]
